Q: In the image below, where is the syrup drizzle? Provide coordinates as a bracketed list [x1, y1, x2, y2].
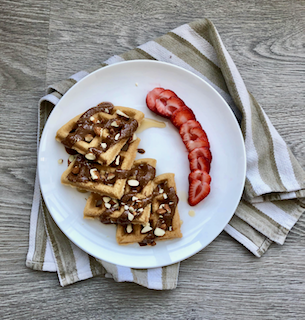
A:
[136, 118, 166, 134]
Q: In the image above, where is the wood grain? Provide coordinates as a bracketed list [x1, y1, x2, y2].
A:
[0, 0, 305, 319]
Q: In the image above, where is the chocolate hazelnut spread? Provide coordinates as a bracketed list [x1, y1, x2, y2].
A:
[60, 102, 138, 154]
[61, 102, 114, 149]
[99, 163, 156, 225]
[67, 154, 129, 184]
[138, 181, 179, 246]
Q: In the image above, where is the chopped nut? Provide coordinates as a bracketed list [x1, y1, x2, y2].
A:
[157, 208, 167, 215]
[105, 202, 111, 209]
[114, 133, 120, 141]
[124, 205, 129, 211]
[85, 134, 94, 142]
[164, 203, 171, 213]
[169, 226, 173, 232]
[85, 153, 96, 161]
[129, 206, 135, 213]
[159, 215, 163, 219]
[132, 133, 137, 141]
[58, 159, 63, 164]
[102, 196, 111, 203]
[163, 193, 168, 199]
[107, 173, 116, 180]
[90, 168, 100, 181]
[154, 227, 166, 237]
[71, 165, 80, 174]
[101, 142, 107, 149]
[159, 203, 165, 209]
[160, 223, 167, 230]
[132, 196, 138, 201]
[111, 121, 119, 127]
[128, 212, 134, 221]
[90, 116, 97, 123]
[159, 188, 164, 194]
[115, 155, 120, 166]
[116, 110, 129, 118]
[94, 127, 103, 137]
[137, 208, 144, 213]
[128, 179, 139, 187]
[104, 108, 109, 114]
[126, 224, 133, 234]
[141, 225, 153, 234]
[68, 155, 75, 163]
[169, 201, 174, 205]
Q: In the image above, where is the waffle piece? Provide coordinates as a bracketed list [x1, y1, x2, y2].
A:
[61, 139, 140, 199]
[83, 158, 157, 226]
[116, 173, 182, 245]
[56, 102, 144, 166]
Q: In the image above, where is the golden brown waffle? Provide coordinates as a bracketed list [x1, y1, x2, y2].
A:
[61, 139, 140, 199]
[56, 102, 144, 166]
[116, 173, 182, 245]
[83, 158, 157, 225]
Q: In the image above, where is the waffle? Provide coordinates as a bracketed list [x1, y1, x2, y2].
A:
[116, 173, 182, 246]
[61, 139, 140, 199]
[83, 158, 157, 225]
[56, 102, 144, 166]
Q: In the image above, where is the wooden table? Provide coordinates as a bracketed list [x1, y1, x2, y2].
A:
[1, 0, 304, 318]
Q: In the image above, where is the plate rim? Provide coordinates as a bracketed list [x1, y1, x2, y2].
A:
[38, 59, 246, 269]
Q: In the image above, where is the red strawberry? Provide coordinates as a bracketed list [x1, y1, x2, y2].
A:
[158, 89, 177, 101]
[146, 87, 165, 113]
[170, 106, 196, 128]
[185, 138, 210, 151]
[188, 170, 211, 206]
[179, 120, 202, 136]
[189, 157, 211, 173]
[182, 127, 210, 148]
[188, 147, 212, 163]
[189, 169, 211, 184]
[156, 96, 185, 118]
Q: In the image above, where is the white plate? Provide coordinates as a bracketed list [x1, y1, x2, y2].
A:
[38, 60, 246, 269]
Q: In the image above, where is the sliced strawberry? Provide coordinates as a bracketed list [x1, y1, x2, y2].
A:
[158, 89, 177, 101]
[156, 96, 185, 118]
[189, 157, 211, 173]
[171, 106, 196, 128]
[189, 169, 211, 184]
[179, 120, 202, 136]
[146, 87, 165, 113]
[185, 138, 210, 151]
[182, 127, 210, 147]
[188, 147, 212, 163]
[188, 174, 211, 206]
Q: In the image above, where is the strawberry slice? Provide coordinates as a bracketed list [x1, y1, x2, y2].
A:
[188, 147, 212, 163]
[146, 87, 165, 113]
[182, 127, 210, 147]
[156, 96, 185, 118]
[171, 106, 196, 128]
[189, 157, 211, 173]
[185, 138, 210, 151]
[179, 120, 202, 136]
[188, 170, 211, 206]
[158, 89, 177, 101]
[189, 169, 212, 184]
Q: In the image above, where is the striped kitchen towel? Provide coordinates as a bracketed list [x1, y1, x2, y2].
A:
[26, 18, 305, 289]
